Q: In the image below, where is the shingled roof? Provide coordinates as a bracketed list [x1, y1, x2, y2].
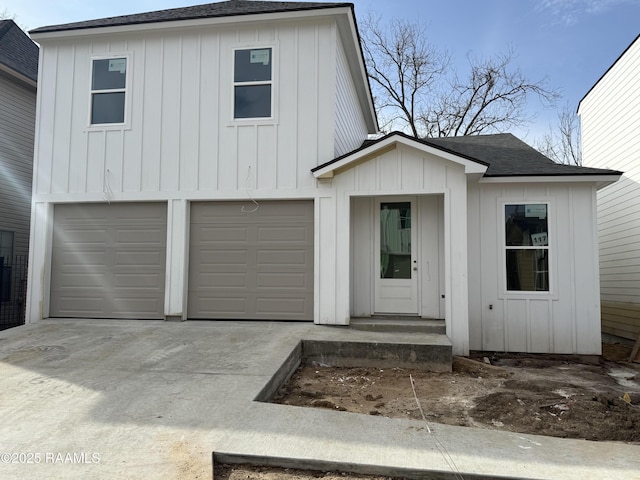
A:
[425, 133, 620, 177]
[312, 131, 621, 178]
[30, 0, 353, 34]
[0, 20, 38, 83]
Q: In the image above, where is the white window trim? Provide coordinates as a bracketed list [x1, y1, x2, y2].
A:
[498, 199, 557, 299]
[87, 53, 132, 130]
[230, 43, 278, 124]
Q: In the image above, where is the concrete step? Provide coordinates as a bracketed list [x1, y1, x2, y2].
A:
[349, 317, 446, 334]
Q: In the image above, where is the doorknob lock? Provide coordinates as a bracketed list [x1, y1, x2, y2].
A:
[412, 266, 418, 271]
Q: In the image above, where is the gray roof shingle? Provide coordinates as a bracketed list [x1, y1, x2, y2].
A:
[0, 20, 38, 82]
[312, 131, 621, 178]
[30, 0, 353, 34]
[425, 133, 620, 177]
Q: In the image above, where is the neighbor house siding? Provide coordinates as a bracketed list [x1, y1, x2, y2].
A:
[467, 182, 602, 354]
[33, 19, 339, 201]
[334, 32, 368, 157]
[580, 35, 640, 341]
[0, 72, 36, 257]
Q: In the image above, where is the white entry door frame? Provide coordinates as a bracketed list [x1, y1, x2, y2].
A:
[374, 197, 419, 314]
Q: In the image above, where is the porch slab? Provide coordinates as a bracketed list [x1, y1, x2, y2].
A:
[0, 319, 638, 480]
[350, 317, 446, 334]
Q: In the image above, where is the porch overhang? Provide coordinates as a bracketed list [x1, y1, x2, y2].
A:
[312, 132, 488, 179]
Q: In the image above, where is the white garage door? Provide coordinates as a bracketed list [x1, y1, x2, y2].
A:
[188, 200, 314, 320]
[50, 203, 167, 319]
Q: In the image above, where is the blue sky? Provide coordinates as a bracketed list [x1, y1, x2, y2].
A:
[2, 0, 639, 141]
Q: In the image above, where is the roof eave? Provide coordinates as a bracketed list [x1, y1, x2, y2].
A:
[479, 173, 622, 188]
[0, 61, 37, 87]
[30, 5, 353, 40]
[339, 6, 377, 133]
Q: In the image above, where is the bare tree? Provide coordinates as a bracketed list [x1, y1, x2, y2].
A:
[362, 18, 559, 138]
[421, 49, 559, 137]
[361, 15, 449, 137]
[537, 104, 582, 165]
[0, 8, 15, 20]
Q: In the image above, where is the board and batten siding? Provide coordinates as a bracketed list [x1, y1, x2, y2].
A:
[579, 35, 640, 341]
[33, 18, 342, 201]
[334, 33, 368, 157]
[0, 72, 36, 258]
[467, 182, 602, 354]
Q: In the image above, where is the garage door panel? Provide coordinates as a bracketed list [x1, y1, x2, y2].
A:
[195, 226, 249, 243]
[115, 228, 167, 245]
[113, 272, 164, 288]
[257, 249, 310, 266]
[115, 250, 165, 266]
[255, 296, 312, 315]
[50, 203, 167, 319]
[195, 296, 248, 313]
[56, 250, 108, 267]
[256, 272, 308, 288]
[200, 272, 248, 287]
[111, 296, 163, 315]
[56, 296, 106, 315]
[189, 201, 313, 320]
[198, 249, 248, 266]
[57, 272, 107, 288]
[257, 226, 309, 242]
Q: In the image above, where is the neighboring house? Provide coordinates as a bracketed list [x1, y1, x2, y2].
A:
[579, 34, 640, 344]
[0, 19, 38, 330]
[27, 0, 620, 355]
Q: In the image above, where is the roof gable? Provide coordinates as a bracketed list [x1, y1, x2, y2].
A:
[312, 131, 621, 181]
[0, 20, 38, 83]
[30, 0, 353, 34]
[312, 131, 489, 178]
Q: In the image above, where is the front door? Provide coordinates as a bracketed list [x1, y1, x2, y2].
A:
[374, 198, 418, 314]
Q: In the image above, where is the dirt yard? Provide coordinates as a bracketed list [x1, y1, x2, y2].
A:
[272, 343, 640, 443]
[215, 343, 640, 480]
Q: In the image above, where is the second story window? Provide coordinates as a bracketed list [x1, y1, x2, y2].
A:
[234, 48, 272, 119]
[91, 57, 127, 125]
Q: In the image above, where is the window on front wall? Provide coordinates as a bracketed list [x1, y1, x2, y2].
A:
[234, 48, 272, 119]
[505, 204, 549, 292]
[91, 57, 127, 125]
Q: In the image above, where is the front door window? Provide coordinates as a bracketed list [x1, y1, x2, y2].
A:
[380, 202, 411, 279]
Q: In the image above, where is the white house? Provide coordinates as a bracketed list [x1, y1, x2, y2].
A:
[27, 0, 620, 355]
[579, 34, 640, 345]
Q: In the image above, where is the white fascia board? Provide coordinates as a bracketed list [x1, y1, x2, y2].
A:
[313, 134, 488, 178]
[30, 7, 352, 41]
[479, 174, 621, 188]
[0, 63, 36, 88]
[338, 12, 377, 133]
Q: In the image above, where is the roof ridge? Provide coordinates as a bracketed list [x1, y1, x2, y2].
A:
[30, 0, 354, 35]
[0, 19, 15, 42]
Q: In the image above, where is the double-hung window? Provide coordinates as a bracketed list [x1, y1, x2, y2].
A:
[233, 48, 272, 119]
[90, 57, 128, 125]
[504, 203, 549, 292]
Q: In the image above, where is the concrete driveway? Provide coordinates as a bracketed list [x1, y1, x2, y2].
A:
[0, 319, 638, 479]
